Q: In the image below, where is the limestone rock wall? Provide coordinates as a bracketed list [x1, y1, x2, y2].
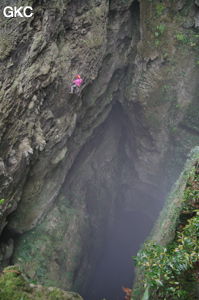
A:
[0, 0, 198, 296]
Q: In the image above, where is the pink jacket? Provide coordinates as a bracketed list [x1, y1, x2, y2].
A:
[73, 78, 83, 87]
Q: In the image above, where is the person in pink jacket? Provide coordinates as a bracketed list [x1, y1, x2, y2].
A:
[70, 74, 83, 94]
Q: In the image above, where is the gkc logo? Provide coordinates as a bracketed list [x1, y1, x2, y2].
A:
[3, 6, 34, 18]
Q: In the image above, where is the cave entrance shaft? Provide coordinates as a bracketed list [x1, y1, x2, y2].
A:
[60, 102, 164, 299]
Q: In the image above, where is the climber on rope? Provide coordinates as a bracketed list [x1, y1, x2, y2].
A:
[70, 74, 83, 94]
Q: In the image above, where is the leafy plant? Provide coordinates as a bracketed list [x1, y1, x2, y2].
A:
[155, 40, 160, 46]
[176, 33, 187, 43]
[154, 24, 166, 37]
[134, 163, 199, 299]
[156, 24, 166, 35]
[155, 3, 165, 16]
[135, 214, 199, 299]
[0, 198, 5, 205]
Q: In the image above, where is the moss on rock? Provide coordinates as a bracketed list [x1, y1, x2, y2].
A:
[0, 265, 84, 300]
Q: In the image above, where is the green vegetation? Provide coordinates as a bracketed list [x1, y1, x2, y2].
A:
[155, 24, 166, 37]
[0, 265, 82, 300]
[143, 0, 199, 58]
[135, 214, 199, 299]
[155, 3, 165, 16]
[176, 33, 187, 43]
[0, 199, 5, 205]
[13, 197, 85, 290]
[175, 32, 199, 53]
[0, 266, 31, 300]
[134, 160, 199, 299]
